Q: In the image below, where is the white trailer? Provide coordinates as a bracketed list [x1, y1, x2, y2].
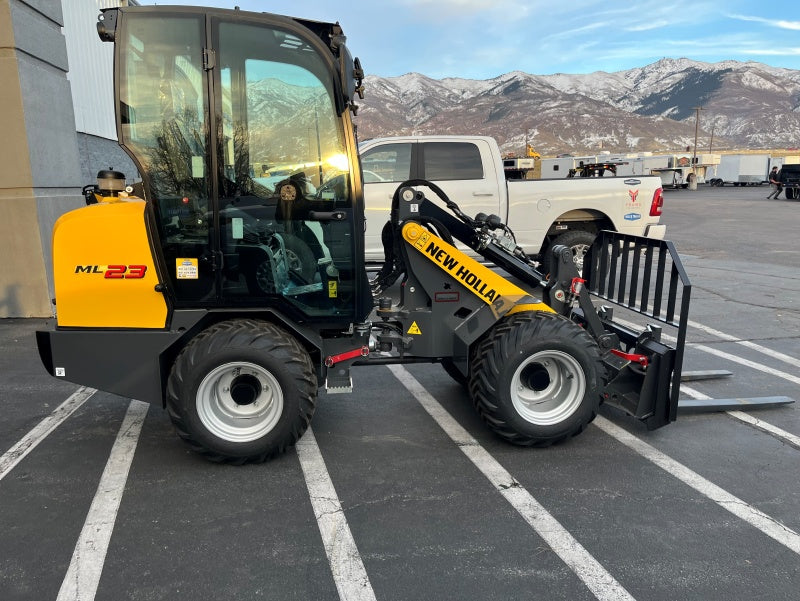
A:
[613, 154, 671, 177]
[539, 155, 597, 179]
[768, 155, 800, 170]
[653, 154, 720, 188]
[709, 154, 770, 186]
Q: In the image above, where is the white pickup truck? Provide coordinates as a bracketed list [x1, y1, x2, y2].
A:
[359, 135, 666, 269]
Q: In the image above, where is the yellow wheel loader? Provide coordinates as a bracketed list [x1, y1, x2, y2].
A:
[36, 6, 691, 463]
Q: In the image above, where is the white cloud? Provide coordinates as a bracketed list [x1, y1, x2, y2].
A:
[625, 20, 670, 32]
[728, 14, 800, 31]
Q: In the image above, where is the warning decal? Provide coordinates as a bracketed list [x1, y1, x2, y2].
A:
[407, 322, 422, 335]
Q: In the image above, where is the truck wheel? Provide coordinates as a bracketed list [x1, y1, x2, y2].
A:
[469, 312, 603, 446]
[546, 230, 595, 275]
[166, 319, 316, 463]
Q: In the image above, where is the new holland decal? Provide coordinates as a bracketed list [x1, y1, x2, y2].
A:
[401, 221, 555, 318]
[420, 238, 499, 302]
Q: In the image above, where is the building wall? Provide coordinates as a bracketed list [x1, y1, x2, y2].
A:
[0, 0, 84, 317]
[63, 0, 120, 140]
[0, 0, 137, 317]
[77, 132, 138, 185]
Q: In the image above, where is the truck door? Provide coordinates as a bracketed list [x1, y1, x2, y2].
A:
[419, 140, 503, 221]
[360, 142, 413, 260]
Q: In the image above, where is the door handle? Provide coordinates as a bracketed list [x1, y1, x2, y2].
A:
[472, 192, 494, 197]
[309, 210, 346, 222]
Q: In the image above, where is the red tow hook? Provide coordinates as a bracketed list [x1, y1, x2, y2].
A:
[325, 346, 370, 367]
[610, 349, 649, 368]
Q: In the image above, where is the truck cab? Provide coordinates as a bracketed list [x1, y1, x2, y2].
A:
[359, 136, 505, 258]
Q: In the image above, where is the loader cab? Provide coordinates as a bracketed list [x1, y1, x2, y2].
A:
[106, 7, 370, 324]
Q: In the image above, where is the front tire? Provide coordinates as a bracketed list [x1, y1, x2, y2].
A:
[166, 319, 317, 463]
[469, 312, 603, 446]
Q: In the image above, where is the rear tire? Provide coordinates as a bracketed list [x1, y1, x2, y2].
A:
[469, 312, 603, 446]
[545, 230, 595, 276]
[166, 319, 316, 463]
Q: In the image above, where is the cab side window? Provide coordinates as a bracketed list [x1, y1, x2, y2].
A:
[422, 142, 483, 181]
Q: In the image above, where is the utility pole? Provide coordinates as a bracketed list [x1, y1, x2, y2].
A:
[692, 106, 704, 178]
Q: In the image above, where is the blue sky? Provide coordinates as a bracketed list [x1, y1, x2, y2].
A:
[143, 1, 800, 79]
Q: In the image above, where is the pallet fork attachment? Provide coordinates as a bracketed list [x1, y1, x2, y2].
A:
[582, 231, 692, 429]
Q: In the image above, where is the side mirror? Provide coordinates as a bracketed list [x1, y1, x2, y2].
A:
[332, 35, 364, 112]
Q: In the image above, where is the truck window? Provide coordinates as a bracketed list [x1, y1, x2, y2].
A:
[360, 143, 411, 183]
[422, 142, 483, 181]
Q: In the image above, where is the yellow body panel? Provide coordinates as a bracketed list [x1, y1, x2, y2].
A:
[52, 199, 168, 328]
[401, 223, 554, 316]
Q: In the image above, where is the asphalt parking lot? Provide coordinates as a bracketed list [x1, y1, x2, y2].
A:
[1, 184, 799, 600]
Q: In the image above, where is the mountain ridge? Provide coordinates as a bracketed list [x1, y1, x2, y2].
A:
[355, 58, 800, 155]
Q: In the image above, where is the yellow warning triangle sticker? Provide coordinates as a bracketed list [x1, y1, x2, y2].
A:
[407, 321, 422, 335]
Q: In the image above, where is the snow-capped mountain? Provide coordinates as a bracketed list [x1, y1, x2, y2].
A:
[354, 59, 800, 155]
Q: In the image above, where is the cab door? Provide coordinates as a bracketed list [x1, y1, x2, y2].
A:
[209, 16, 366, 322]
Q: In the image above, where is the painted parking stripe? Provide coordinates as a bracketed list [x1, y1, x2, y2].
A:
[594, 416, 800, 555]
[296, 427, 377, 601]
[0, 387, 96, 482]
[615, 317, 800, 385]
[687, 319, 800, 369]
[693, 344, 800, 386]
[389, 365, 636, 601]
[57, 400, 148, 601]
[681, 384, 800, 450]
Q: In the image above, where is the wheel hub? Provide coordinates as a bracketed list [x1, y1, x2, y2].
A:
[229, 373, 262, 406]
[511, 350, 586, 426]
[196, 362, 284, 442]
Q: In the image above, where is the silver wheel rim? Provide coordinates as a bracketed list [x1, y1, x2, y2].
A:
[511, 350, 586, 425]
[196, 361, 283, 442]
[571, 243, 590, 273]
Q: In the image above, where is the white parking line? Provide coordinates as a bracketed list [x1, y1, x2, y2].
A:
[0, 387, 96, 482]
[296, 427, 377, 601]
[615, 316, 800, 385]
[681, 384, 800, 450]
[594, 416, 800, 555]
[693, 344, 800, 386]
[687, 319, 800, 369]
[57, 400, 148, 601]
[389, 365, 636, 601]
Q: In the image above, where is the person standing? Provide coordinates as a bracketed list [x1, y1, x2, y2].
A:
[767, 166, 783, 199]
